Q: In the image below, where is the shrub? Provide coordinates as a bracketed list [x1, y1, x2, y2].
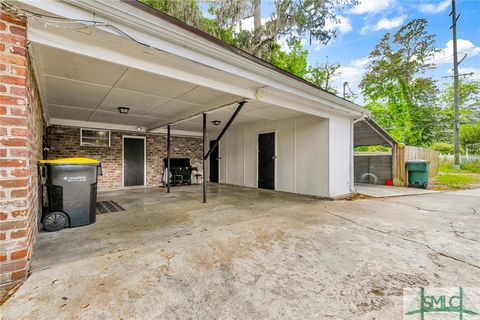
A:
[430, 142, 454, 154]
[460, 161, 480, 174]
[430, 142, 466, 155]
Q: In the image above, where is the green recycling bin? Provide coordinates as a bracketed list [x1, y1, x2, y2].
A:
[39, 157, 101, 232]
[406, 160, 430, 189]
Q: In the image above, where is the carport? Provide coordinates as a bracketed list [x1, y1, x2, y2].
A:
[1, 0, 366, 288]
[354, 118, 397, 185]
[20, 0, 365, 199]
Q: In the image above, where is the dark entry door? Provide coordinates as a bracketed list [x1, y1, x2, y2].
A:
[209, 140, 219, 183]
[124, 137, 145, 187]
[258, 132, 275, 190]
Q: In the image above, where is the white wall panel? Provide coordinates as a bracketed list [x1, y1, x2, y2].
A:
[214, 114, 342, 198]
[295, 117, 329, 196]
[329, 115, 354, 197]
[225, 127, 245, 186]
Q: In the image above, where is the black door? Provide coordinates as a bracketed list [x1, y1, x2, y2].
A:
[258, 132, 275, 190]
[209, 140, 219, 183]
[124, 137, 145, 186]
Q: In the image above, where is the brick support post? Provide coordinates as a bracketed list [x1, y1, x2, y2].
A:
[0, 10, 44, 294]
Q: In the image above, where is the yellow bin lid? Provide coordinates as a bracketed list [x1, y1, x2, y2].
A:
[39, 157, 100, 165]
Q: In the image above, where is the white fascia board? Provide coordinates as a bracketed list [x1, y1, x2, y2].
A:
[16, 0, 365, 117]
[49, 118, 202, 137]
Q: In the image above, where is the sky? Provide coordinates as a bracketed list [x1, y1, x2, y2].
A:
[246, 0, 480, 104]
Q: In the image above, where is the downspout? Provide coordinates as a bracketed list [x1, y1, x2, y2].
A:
[350, 113, 367, 193]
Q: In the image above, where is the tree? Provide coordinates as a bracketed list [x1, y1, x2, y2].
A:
[360, 19, 443, 146]
[141, 0, 204, 28]
[441, 79, 480, 125]
[206, 0, 357, 58]
[141, 0, 344, 94]
[460, 124, 480, 153]
[306, 58, 341, 93]
[262, 39, 309, 78]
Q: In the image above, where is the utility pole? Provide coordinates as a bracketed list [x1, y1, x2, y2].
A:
[451, 0, 460, 169]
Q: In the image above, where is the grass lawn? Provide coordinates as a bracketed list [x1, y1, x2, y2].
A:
[432, 174, 480, 189]
[439, 161, 480, 174]
[432, 160, 480, 190]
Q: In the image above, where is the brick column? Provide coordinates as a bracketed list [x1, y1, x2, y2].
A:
[0, 10, 44, 293]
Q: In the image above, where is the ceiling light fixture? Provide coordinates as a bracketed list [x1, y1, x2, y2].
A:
[212, 120, 221, 126]
[118, 106, 130, 114]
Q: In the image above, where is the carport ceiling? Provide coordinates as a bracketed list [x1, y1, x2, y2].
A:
[33, 44, 306, 132]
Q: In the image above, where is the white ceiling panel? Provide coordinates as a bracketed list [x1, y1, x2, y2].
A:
[170, 121, 203, 131]
[44, 76, 110, 109]
[148, 100, 202, 118]
[90, 111, 162, 127]
[99, 88, 169, 115]
[38, 44, 127, 86]
[116, 69, 197, 98]
[48, 105, 92, 121]
[32, 44, 307, 132]
[178, 86, 231, 105]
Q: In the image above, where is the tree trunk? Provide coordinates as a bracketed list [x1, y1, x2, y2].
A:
[253, 0, 262, 58]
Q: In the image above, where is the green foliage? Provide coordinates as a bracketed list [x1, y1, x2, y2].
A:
[460, 162, 480, 174]
[441, 80, 480, 124]
[262, 39, 309, 78]
[206, 0, 358, 57]
[354, 146, 391, 152]
[431, 143, 452, 154]
[141, 0, 204, 28]
[430, 142, 455, 154]
[360, 19, 444, 146]
[306, 58, 340, 93]
[460, 123, 480, 152]
[140, 0, 343, 93]
[433, 174, 480, 189]
[439, 159, 480, 174]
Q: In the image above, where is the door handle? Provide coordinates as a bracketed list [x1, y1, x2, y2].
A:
[272, 156, 277, 160]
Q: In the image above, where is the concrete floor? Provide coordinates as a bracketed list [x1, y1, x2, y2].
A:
[355, 183, 437, 198]
[2, 184, 479, 319]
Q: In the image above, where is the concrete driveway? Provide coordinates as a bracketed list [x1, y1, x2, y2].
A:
[2, 185, 479, 319]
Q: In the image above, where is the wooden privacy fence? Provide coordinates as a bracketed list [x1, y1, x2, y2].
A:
[393, 145, 440, 186]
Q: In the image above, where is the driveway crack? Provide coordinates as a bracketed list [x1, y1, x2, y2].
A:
[325, 211, 480, 270]
[449, 222, 480, 243]
[382, 201, 448, 214]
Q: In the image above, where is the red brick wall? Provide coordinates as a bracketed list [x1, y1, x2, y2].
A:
[0, 10, 44, 292]
[47, 126, 203, 190]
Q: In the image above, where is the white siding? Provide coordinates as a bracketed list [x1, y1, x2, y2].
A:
[216, 115, 333, 197]
[295, 116, 329, 196]
[329, 115, 354, 197]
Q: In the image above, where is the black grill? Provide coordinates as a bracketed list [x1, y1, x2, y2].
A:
[164, 158, 193, 185]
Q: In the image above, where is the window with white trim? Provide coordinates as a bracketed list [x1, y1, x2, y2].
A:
[80, 128, 111, 147]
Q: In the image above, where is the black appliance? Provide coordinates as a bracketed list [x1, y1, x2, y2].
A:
[164, 158, 193, 185]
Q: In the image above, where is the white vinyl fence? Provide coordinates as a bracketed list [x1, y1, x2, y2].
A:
[439, 154, 480, 163]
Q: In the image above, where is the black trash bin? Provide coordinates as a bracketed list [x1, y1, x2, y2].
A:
[39, 157, 101, 232]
